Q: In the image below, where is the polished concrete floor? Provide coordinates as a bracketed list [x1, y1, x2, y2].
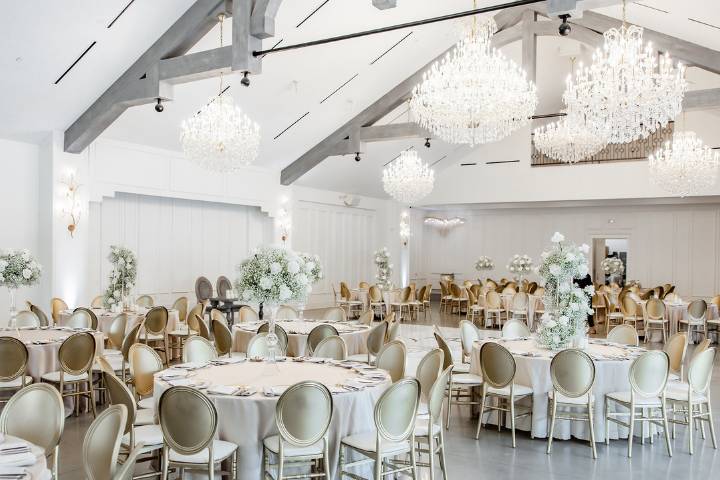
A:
[54, 303, 719, 479]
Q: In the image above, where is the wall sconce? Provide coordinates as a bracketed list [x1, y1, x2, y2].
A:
[60, 172, 81, 238]
[276, 207, 291, 245]
[399, 211, 411, 246]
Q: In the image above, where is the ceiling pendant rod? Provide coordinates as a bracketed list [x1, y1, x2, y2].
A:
[252, 0, 545, 57]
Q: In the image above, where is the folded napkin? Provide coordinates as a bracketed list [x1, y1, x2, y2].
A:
[0, 466, 29, 479]
[159, 369, 189, 380]
[341, 380, 367, 391]
[0, 443, 29, 455]
[174, 362, 208, 370]
[167, 378, 199, 387]
[210, 357, 245, 365]
[263, 386, 288, 397]
[328, 386, 347, 394]
[0, 452, 36, 467]
[206, 385, 241, 396]
[306, 357, 326, 363]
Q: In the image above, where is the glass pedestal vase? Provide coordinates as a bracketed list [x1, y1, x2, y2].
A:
[8, 288, 17, 329]
[297, 302, 305, 321]
[266, 304, 280, 363]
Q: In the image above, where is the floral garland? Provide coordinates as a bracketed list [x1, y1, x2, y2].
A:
[536, 232, 594, 349]
[374, 247, 393, 290]
[235, 246, 310, 305]
[507, 254, 533, 278]
[600, 257, 624, 275]
[298, 252, 324, 284]
[103, 246, 137, 308]
[0, 249, 42, 289]
[474, 256, 494, 271]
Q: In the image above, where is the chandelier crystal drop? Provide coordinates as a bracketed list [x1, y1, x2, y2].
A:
[563, 23, 686, 144]
[180, 13, 261, 173]
[382, 150, 435, 204]
[648, 131, 720, 197]
[533, 116, 608, 163]
[410, 17, 538, 146]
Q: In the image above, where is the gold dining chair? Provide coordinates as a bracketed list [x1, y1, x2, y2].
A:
[182, 336, 218, 363]
[376, 340, 407, 382]
[143, 306, 169, 366]
[136, 295, 155, 308]
[0, 337, 32, 403]
[90, 295, 105, 309]
[306, 324, 339, 356]
[129, 343, 164, 411]
[74, 307, 99, 330]
[312, 336, 347, 360]
[51, 297, 68, 325]
[238, 305, 259, 323]
[369, 285, 386, 320]
[644, 298, 669, 343]
[664, 333, 688, 382]
[211, 317, 241, 358]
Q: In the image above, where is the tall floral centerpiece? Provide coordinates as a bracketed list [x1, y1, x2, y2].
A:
[601, 257, 625, 284]
[475, 256, 494, 272]
[103, 246, 137, 311]
[296, 252, 324, 319]
[536, 232, 594, 350]
[235, 246, 309, 361]
[374, 247, 393, 290]
[507, 254, 533, 281]
[0, 249, 42, 326]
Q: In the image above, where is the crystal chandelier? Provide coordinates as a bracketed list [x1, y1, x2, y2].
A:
[382, 150, 435, 204]
[649, 131, 720, 197]
[533, 116, 607, 163]
[180, 14, 260, 173]
[409, 16, 537, 146]
[563, 1, 686, 144]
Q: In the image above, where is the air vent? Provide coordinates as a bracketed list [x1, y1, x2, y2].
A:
[460, 162, 477, 166]
[319, 73, 358, 104]
[486, 160, 520, 165]
[297, 0, 331, 28]
[688, 18, 720, 30]
[107, 0, 136, 28]
[370, 32, 413, 65]
[634, 2, 669, 14]
[54, 41, 97, 84]
[274, 112, 310, 140]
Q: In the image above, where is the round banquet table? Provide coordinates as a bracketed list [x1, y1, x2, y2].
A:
[636, 300, 719, 342]
[57, 307, 180, 336]
[0, 327, 105, 381]
[152, 359, 390, 479]
[0, 434, 51, 480]
[232, 320, 370, 357]
[470, 338, 648, 442]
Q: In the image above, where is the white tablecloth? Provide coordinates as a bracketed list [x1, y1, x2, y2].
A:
[637, 300, 719, 342]
[0, 434, 51, 480]
[153, 360, 390, 479]
[57, 308, 181, 335]
[470, 338, 647, 442]
[232, 321, 370, 357]
[498, 294, 539, 329]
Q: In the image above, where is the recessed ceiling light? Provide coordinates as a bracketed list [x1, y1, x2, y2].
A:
[608, 218, 616, 224]
[15, 57, 22, 62]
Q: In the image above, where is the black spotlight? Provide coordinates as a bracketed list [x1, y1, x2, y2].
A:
[241, 71, 251, 87]
[424, 137, 431, 148]
[154, 98, 164, 112]
[558, 14, 571, 36]
[354, 152, 361, 162]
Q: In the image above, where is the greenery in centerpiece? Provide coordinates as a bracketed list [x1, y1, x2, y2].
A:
[507, 254, 533, 279]
[0, 249, 42, 289]
[374, 247, 393, 290]
[235, 246, 310, 304]
[474, 256, 494, 271]
[103, 246, 137, 309]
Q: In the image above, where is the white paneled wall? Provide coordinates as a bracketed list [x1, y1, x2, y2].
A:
[292, 200, 378, 306]
[414, 203, 720, 299]
[87, 193, 272, 306]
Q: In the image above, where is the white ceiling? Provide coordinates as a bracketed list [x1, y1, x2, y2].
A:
[1, 0, 719, 200]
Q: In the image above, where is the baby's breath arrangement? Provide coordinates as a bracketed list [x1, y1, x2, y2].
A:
[235, 246, 310, 305]
[103, 246, 137, 308]
[0, 249, 42, 289]
[298, 252, 323, 284]
[474, 256, 494, 271]
[374, 247, 393, 290]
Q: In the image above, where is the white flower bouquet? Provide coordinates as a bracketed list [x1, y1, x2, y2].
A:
[536, 232, 593, 350]
[235, 246, 310, 305]
[600, 257, 624, 275]
[507, 254, 533, 278]
[0, 249, 42, 289]
[374, 247, 393, 290]
[474, 256, 494, 271]
[103, 246, 137, 309]
[298, 252, 324, 284]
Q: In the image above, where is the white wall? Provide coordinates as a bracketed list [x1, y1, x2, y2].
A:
[87, 193, 273, 306]
[0, 138, 42, 324]
[413, 202, 720, 299]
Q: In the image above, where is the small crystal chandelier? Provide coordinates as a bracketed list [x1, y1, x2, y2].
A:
[410, 14, 537, 146]
[382, 149, 435, 204]
[563, 0, 686, 144]
[180, 14, 260, 173]
[533, 116, 608, 163]
[649, 130, 720, 197]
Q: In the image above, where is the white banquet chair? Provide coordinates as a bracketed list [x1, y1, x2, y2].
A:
[679, 299, 707, 344]
[459, 320, 479, 364]
[14, 310, 40, 328]
[484, 291, 505, 328]
[376, 340, 407, 383]
[644, 298, 669, 343]
[247, 333, 271, 358]
[159, 386, 239, 480]
[262, 381, 333, 480]
[502, 319, 531, 339]
[322, 306, 347, 322]
[66, 308, 93, 329]
[312, 336, 347, 360]
[182, 336, 218, 363]
[475, 342, 533, 447]
[414, 366, 451, 480]
[666, 347, 717, 454]
[605, 351, 673, 458]
[306, 324, 339, 355]
[346, 321, 387, 364]
[339, 378, 420, 479]
[546, 349, 597, 459]
[275, 305, 299, 320]
[509, 292, 529, 323]
[663, 333, 688, 382]
[607, 324, 639, 346]
[415, 348, 444, 417]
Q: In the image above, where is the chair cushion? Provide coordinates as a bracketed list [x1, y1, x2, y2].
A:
[346, 354, 371, 363]
[341, 432, 410, 455]
[487, 384, 533, 397]
[41, 371, 88, 383]
[451, 373, 483, 385]
[122, 424, 163, 449]
[0, 376, 33, 388]
[606, 391, 662, 407]
[104, 348, 123, 356]
[168, 329, 197, 337]
[134, 408, 156, 426]
[137, 397, 155, 410]
[451, 363, 470, 374]
[414, 419, 441, 437]
[93, 355, 126, 372]
[664, 382, 708, 403]
[143, 333, 165, 341]
[263, 435, 324, 456]
[168, 440, 238, 464]
[548, 390, 594, 405]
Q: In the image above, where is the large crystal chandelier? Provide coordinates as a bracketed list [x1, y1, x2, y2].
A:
[563, 1, 686, 144]
[409, 16, 537, 146]
[533, 116, 607, 163]
[180, 14, 260, 173]
[649, 131, 720, 197]
[382, 150, 435, 204]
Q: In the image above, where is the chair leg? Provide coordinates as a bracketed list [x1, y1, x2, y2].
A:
[689, 404, 695, 455]
[445, 386, 453, 430]
[427, 434, 435, 480]
[588, 401, 597, 459]
[475, 389, 487, 439]
[374, 453, 382, 480]
[510, 395, 517, 448]
[438, 430, 448, 480]
[628, 407, 635, 458]
[546, 398, 556, 454]
[605, 400, 610, 446]
[410, 439, 418, 479]
[661, 403, 673, 457]
[707, 401, 718, 449]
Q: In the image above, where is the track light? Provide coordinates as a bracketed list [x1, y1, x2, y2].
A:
[355, 152, 361, 162]
[424, 138, 431, 148]
[241, 71, 251, 87]
[558, 14, 571, 36]
[154, 98, 164, 112]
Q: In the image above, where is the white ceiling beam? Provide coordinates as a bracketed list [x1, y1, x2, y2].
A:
[360, 122, 431, 142]
[158, 46, 232, 84]
[683, 88, 720, 112]
[250, 0, 283, 38]
[522, 10, 537, 83]
[233, 0, 263, 73]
